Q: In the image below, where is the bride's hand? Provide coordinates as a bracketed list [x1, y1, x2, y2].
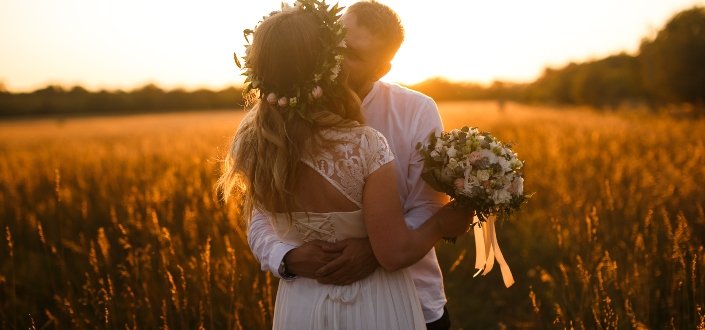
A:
[438, 204, 474, 239]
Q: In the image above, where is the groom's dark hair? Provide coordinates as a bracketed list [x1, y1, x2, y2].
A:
[346, 1, 405, 61]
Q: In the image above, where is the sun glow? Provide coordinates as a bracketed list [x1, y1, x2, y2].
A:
[1, 0, 703, 91]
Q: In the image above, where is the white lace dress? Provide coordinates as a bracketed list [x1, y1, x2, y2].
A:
[269, 126, 426, 330]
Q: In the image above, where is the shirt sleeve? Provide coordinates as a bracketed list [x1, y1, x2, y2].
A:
[403, 97, 448, 229]
[247, 209, 297, 278]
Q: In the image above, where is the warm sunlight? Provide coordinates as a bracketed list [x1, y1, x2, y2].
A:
[1, 0, 703, 91]
[3, 1, 705, 328]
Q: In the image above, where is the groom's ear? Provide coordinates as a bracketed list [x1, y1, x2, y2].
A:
[373, 61, 392, 80]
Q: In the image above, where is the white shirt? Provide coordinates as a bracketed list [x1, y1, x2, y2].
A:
[247, 81, 447, 322]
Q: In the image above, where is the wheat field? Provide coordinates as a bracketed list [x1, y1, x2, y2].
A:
[1, 102, 704, 329]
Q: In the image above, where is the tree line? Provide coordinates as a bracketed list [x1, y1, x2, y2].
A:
[520, 6, 705, 112]
[0, 84, 244, 117]
[412, 6, 705, 114]
[1, 6, 703, 117]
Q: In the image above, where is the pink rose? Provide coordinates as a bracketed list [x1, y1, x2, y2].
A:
[467, 151, 483, 164]
[311, 86, 323, 99]
[278, 97, 289, 107]
[266, 93, 277, 104]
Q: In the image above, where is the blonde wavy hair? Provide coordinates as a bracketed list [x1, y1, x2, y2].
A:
[217, 7, 364, 221]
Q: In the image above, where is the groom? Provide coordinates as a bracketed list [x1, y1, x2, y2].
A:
[248, 1, 467, 329]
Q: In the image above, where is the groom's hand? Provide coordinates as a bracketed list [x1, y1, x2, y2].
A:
[314, 238, 379, 285]
[438, 205, 474, 238]
[284, 240, 341, 279]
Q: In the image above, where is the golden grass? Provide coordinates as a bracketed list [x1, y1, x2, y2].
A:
[0, 102, 703, 329]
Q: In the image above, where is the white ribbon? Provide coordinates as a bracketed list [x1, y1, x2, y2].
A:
[473, 216, 515, 288]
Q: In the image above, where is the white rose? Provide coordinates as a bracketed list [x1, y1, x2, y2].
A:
[479, 149, 498, 163]
[496, 173, 511, 188]
[446, 146, 458, 158]
[448, 133, 457, 142]
[448, 158, 458, 170]
[498, 157, 511, 172]
[515, 177, 524, 195]
[468, 175, 480, 187]
[430, 150, 440, 158]
[492, 189, 512, 205]
[477, 170, 490, 182]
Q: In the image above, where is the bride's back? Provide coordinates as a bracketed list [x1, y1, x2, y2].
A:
[281, 126, 394, 214]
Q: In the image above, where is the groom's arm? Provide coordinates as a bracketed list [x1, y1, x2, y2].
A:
[402, 98, 447, 228]
[247, 210, 296, 278]
[248, 210, 341, 279]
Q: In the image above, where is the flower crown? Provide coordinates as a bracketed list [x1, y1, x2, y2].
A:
[234, 0, 346, 121]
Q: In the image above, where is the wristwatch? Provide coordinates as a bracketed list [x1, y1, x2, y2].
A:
[278, 258, 297, 280]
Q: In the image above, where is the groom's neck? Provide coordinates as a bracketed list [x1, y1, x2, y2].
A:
[355, 81, 376, 101]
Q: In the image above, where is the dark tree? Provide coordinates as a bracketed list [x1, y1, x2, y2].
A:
[640, 6, 705, 109]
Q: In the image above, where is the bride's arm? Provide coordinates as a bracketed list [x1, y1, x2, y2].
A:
[363, 161, 472, 272]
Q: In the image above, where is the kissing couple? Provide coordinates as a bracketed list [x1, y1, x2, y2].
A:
[219, 1, 475, 329]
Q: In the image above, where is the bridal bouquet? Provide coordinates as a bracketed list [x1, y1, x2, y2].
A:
[417, 126, 527, 219]
[417, 126, 529, 287]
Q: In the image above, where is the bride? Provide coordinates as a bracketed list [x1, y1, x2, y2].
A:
[218, 1, 472, 329]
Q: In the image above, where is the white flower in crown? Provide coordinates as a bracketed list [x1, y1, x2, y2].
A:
[329, 65, 341, 81]
[236, 0, 348, 120]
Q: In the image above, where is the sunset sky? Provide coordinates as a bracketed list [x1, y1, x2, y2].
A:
[1, 0, 703, 92]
